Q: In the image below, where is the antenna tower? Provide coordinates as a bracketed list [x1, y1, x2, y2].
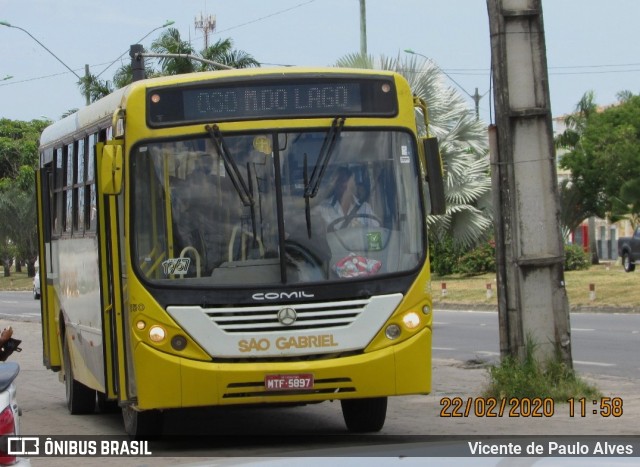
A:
[195, 13, 216, 49]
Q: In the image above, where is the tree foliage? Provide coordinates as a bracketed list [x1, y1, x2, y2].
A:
[559, 94, 640, 220]
[79, 30, 260, 103]
[0, 119, 45, 276]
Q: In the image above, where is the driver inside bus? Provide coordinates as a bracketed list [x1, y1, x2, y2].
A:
[174, 153, 240, 276]
[315, 166, 379, 230]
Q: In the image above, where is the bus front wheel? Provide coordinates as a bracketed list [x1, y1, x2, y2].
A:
[122, 405, 163, 440]
[340, 397, 387, 433]
[63, 338, 96, 415]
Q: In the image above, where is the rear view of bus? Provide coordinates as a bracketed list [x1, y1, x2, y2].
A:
[36, 67, 445, 438]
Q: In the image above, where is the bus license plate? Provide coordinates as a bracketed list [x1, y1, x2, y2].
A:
[264, 374, 314, 391]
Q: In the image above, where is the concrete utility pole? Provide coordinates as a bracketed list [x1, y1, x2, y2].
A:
[486, 0, 573, 366]
[84, 64, 91, 106]
[359, 0, 367, 56]
[195, 13, 216, 50]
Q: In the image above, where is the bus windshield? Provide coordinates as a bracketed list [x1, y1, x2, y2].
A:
[132, 129, 424, 287]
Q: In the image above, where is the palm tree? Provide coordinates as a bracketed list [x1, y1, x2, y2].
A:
[555, 90, 596, 150]
[151, 30, 259, 75]
[556, 90, 599, 263]
[77, 31, 259, 102]
[200, 38, 260, 70]
[151, 28, 196, 75]
[78, 73, 114, 103]
[335, 53, 492, 248]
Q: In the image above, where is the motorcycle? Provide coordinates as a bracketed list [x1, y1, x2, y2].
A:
[0, 327, 29, 467]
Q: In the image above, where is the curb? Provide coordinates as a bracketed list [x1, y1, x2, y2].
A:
[433, 302, 640, 313]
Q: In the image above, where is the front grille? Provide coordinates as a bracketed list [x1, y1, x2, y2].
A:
[204, 298, 369, 333]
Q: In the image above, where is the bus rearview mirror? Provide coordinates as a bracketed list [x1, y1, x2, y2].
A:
[423, 137, 446, 215]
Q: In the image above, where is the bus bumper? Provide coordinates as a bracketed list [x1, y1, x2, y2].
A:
[133, 327, 431, 409]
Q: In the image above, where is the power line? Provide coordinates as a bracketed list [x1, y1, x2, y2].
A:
[213, 0, 316, 35]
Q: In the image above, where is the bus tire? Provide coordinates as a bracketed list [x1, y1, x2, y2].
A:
[122, 405, 163, 440]
[340, 397, 387, 433]
[63, 338, 96, 415]
[97, 392, 120, 413]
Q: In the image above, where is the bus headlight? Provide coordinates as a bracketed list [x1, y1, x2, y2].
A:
[149, 325, 166, 343]
[422, 305, 431, 315]
[385, 324, 401, 340]
[402, 312, 421, 330]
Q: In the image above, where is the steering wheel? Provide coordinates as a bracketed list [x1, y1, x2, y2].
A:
[327, 213, 382, 232]
[284, 240, 323, 267]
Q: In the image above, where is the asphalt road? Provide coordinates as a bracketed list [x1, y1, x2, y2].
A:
[433, 309, 640, 379]
[1, 293, 638, 465]
[1, 292, 638, 379]
[0, 291, 41, 320]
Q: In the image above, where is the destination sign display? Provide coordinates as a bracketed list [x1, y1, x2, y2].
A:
[147, 76, 397, 126]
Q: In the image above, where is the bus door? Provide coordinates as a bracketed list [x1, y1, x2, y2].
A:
[96, 140, 128, 403]
[36, 164, 61, 370]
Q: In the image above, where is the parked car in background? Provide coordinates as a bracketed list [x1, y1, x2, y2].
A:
[32, 273, 40, 300]
[617, 226, 640, 272]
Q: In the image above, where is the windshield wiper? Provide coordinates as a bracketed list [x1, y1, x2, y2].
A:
[206, 124, 258, 248]
[205, 124, 253, 207]
[302, 117, 345, 238]
[304, 117, 345, 199]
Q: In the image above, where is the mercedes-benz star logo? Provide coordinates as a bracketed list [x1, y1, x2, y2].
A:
[277, 307, 297, 326]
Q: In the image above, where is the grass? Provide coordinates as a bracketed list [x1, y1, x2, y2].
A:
[0, 270, 35, 291]
[484, 336, 601, 402]
[434, 261, 640, 310]
[2, 261, 639, 309]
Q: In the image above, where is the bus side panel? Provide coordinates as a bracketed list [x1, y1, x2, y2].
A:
[58, 236, 105, 391]
[395, 327, 431, 394]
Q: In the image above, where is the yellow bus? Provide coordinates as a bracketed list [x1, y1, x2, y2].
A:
[36, 67, 445, 437]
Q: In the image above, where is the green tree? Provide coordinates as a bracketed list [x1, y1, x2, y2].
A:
[558, 179, 589, 236]
[335, 53, 492, 248]
[0, 118, 45, 276]
[0, 168, 38, 276]
[151, 31, 259, 73]
[199, 38, 260, 70]
[79, 31, 260, 103]
[555, 90, 597, 150]
[78, 74, 114, 103]
[610, 177, 640, 229]
[556, 91, 640, 264]
[0, 118, 47, 177]
[560, 94, 640, 219]
[151, 28, 196, 75]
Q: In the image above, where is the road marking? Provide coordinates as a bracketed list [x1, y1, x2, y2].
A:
[476, 351, 499, 356]
[572, 328, 595, 332]
[574, 360, 616, 367]
[433, 347, 456, 351]
[435, 309, 495, 315]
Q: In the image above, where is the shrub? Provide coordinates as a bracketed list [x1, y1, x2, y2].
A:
[429, 235, 465, 277]
[564, 244, 590, 271]
[456, 240, 496, 276]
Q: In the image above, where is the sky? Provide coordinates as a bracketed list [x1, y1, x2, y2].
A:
[1, 0, 639, 124]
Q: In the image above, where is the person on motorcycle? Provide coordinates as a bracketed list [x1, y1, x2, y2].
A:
[0, 327, 20, 361]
